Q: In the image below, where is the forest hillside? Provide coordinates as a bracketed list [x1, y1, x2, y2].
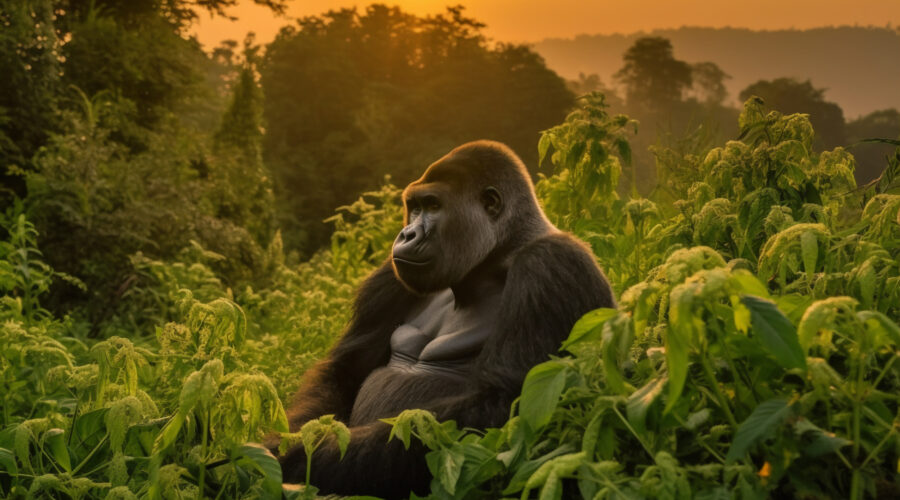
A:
[534, 26, 900, 118]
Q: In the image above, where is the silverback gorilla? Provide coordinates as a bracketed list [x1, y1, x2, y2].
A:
[279, 141, 615, 497]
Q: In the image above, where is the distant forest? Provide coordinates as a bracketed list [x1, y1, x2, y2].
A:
[534, 26, 900, 118]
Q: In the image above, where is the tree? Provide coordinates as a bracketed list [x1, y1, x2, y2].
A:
[614, 37, 692, 112]
[689, 61, 730, 105]
[0, 0, 61, 194]
[739, 78, 846, 149]
[212, 34, 274, 246]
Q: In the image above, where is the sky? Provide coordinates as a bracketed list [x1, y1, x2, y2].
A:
[190, 0, 900, 48]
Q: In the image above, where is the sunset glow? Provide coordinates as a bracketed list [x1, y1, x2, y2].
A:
[191, 0, 900, 48]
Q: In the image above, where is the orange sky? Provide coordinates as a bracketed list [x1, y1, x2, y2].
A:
[191, 0, 900, 48]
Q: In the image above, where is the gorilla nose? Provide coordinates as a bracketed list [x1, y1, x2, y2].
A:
[397, 225, 421, 244]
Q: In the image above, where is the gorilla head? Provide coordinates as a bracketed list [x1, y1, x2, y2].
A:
[391, 140, 551, 294]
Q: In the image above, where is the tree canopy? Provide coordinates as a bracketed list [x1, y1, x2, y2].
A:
[614, 37, 693, 112]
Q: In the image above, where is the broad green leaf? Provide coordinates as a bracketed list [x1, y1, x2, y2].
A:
[800, 229, 818, 280]
[69, 408, 109, 460]
[561, 308, 618, 350]
[234, 443, 282, 499]
[0, 447, 17, 475]
[793, 419, 851, 457]
[525, 451, 586, 490]
[665, 286, 693, 413]
[153, 413, 186, 454]
[726, 399, 792, 463]
[729, 270, 770, 298]
[742, 295, 806, 371]
[600, 319, 630, 394]
[332, 421, 350, 459]
[627, 376, 666, 435]
[43, 428, 71, 473]
[179, 359, 223, 413]
[520, 361, 568, 432]
[502, 444, 575, 495]
[856, 259, 876, 307]
[858, 310, 900, 347]
[425, 444, 465, 495]
[538, 471, 562, 500]
[538, 133, 552, 166]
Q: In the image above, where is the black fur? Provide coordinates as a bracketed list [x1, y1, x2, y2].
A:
[278, 141, 615, 498]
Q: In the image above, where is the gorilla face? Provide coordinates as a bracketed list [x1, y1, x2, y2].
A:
[391, 180, 501, 294]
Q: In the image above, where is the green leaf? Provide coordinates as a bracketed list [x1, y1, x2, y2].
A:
[793, 419, 851, 457]
[538, 133, 552, 167]
[538, 471, 562, 500]
[561, 308, 618, 350]
[69, 408, 109, 461]
[800, 230, 818, 280]
[742, 295, 806, 371]
[627, 376, 666, 435]
[600, 319, 629, 394]
[234, 443, 283, 499]
[331, 421, 350, 459]
[664, 291, 692, 413]
[726, 399, 792, 463]
[729, 270, 770, 298]
[520, 361, 568, 432]
[43, 428, 71, 473]
[0, 447, 17, 475]
[858, 310, 900, 347]
[153, 412, 186, 455]
[426, 443, 465, 495]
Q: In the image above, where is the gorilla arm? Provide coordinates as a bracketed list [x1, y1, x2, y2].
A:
[280, 233, 615, 497]
[285, 260, 418, 428]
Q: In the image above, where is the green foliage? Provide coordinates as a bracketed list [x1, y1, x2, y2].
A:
[739, 77, 847, 150]
[0, 187, 398, 497]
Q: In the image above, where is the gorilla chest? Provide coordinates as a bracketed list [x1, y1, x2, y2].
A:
[389, 289, 497, 371]
[349, 289, 500, 425]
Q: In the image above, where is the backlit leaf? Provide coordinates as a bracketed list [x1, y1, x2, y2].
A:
[742, 295, 806, 370]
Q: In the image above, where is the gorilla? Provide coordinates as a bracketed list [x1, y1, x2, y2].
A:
[279, 140, 615, 498]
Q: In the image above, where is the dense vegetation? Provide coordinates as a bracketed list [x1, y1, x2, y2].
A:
[2, 1, 900, 499]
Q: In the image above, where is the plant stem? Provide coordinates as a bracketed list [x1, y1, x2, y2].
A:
[849, 332, 867, 500]
[699, 355, 738, 429]
[198, 410, 209, 500]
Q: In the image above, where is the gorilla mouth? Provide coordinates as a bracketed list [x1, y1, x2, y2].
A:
[392, 257, 432, 266]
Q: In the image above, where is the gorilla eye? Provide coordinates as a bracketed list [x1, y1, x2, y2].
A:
[422, 196, 440, 211]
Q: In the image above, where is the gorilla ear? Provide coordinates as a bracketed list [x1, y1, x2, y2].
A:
[481, 186, 503, 218]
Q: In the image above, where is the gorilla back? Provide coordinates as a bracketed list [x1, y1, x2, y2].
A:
[279, 140, 615, 498]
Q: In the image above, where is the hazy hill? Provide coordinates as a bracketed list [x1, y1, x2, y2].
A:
[533, 26, 900, 119]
